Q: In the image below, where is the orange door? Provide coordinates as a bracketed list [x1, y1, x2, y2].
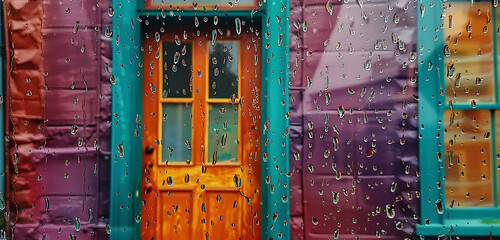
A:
[141, 20, 261, 240]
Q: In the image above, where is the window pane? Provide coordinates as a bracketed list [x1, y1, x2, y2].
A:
[208, 103, 238, 164]
[444, 110, 493, 207]
[209, 41, 238, 99]
[162, 103, 192, 164]
[443, 2, 494, 103]
[163, 42, 192, 98]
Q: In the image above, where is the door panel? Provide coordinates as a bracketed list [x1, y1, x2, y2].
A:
[142, 21, 261, 240]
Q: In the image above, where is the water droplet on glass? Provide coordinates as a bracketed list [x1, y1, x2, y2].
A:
[74, 217, 81, 231]
[108, 7, 114, 17]
[88, 207, 94, 223]
[175, 35, 181, 45]
[235, 18, 242, 35]
[435, 199, 443, 214]
[71, 125, 78, 135]
[117, 143, 124, 157]
[326, 1, 333, 15]
[312, 217, 319, 225]
[106, 223, 111, 234]
[356, 0, 363, 8]
[332, 191, 340, 204]
[386, 204, 395, 218]
[73, 21, 79, 34]
[393, 13, 399, 24]
[395, 221, 403, 230]
[325, 93, 331, 105]
[167, 176, 173, 186]
[173, 51, 180, 64]
[155, 32, 160, 43]
[211, 29, 217, 45]
[364, 60, 371, 70]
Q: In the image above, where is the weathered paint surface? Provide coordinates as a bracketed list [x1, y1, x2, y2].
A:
[3, 0, 112, 238]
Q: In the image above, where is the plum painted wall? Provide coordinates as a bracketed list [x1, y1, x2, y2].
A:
[3, 0, 112, 238]
[287, 0, 420, 238]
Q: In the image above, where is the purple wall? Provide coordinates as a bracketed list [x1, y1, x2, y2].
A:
[4, 0, 112, 238]
[288, 0, 420, 238]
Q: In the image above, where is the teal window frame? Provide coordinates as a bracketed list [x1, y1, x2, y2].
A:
[417, 0, 500, 236]
[109, 0, 290, 239]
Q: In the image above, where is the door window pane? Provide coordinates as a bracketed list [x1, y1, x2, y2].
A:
[209, 41, 239, 99]
[443, 2, 494, 103]
[162, 103, 192, 164]
[444, 110, 493, 207]
[163, 42, 193, 98]
[208, 103, 238, 164]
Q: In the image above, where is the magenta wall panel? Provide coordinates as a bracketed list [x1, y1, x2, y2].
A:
[4, 0, 112, 238]
[289, 0, 419, 237]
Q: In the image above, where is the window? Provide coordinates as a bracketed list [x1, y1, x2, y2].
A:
[417, 0, 500, 236]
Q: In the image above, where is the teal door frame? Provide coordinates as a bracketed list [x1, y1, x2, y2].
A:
[109, 0, 290, 239]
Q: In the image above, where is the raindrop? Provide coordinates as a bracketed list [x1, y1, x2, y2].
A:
[74, 217, 81, 231]
[235, 18, 242, 35]
[71, 125, 78, 135]
[325, 93, 331, 105]
[444, 45, 450, 57]
[155, 32, 160, 43]
[332, 191, 340, 204]
[356, 0, 363, 8]
[169, 36, 180, 48]
[88, 207, 94, 223]
[364, 60, 371, 70]
[212, 29, 217, 45]
[233, 174, 241, 187]
[106, 224, 111, 234]
[108, 7, 114, 17]
[395, 221, 403, 230]
[312, 217, 319, 225]
[117, 143, 124, 157]
[386, 204, 395, 218]
[45, 198, 50, 213]
[435, 199, 443, 214]
[174, 51, 180, 64]
[73, 21, 80, 34]
[391, 182, 397, 192]
[167, 176, 173, 186]
[195, 16, 199, 27]
[393, 13, 399, 24]
[326, 1, 333, 15]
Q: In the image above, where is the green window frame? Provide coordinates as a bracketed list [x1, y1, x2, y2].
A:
[417, 0, 500, 236]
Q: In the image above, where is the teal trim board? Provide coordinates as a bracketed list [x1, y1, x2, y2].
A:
[110, 0, 143, 239]
[416, 0, 446, 234]
[260, 0, 291, 238]
[109, 0, 291, 239]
